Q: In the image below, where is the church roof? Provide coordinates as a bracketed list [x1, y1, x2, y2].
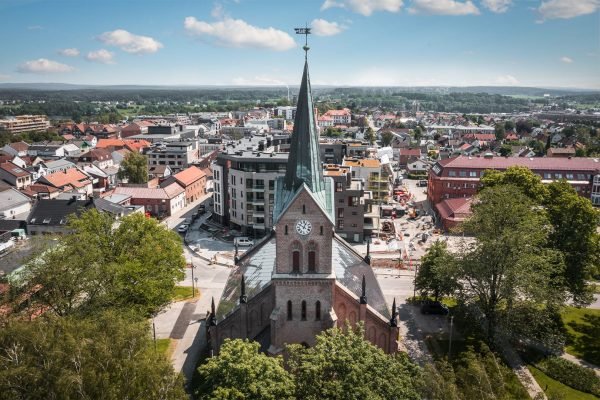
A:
[216, 236, 391, 321]
[283, 60, 324, 194]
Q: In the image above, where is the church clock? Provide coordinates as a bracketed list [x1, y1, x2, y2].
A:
[296, 220, 312, 235]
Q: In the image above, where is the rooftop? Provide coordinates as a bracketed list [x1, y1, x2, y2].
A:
[437, 155, 600, 171]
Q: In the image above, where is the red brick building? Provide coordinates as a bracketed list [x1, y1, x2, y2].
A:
[428, 155, 600, 222]
[171, 166, 207, 205]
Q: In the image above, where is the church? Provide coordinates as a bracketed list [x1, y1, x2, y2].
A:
[207, 42, 399, 355]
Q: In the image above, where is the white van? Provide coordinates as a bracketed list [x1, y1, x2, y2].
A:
[234, 237, 254, 247]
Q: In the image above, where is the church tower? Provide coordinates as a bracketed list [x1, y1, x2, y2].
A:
[269, 39, 337, 353]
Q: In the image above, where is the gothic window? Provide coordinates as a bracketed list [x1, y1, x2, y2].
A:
[315, 301, 321, 321]
[287, 300, 292, 320]
[292, 241, 302, 273]
[301, 300, 307, 320]
[320, 225, 323, 235]
[285, 225, 288, 235]
[307, 241, 317, 272]
[303, 204, 306, 214]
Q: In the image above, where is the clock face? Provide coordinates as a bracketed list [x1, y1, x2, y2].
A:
[296, 220, 312, 235]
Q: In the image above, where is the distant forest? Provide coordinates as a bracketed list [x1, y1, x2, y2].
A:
[0, 85, 598, 118]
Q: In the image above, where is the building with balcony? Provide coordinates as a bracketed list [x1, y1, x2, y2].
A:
[342, 158, 393, 202]
[0, 115, 50, 134]
[146, 141, 199, 173]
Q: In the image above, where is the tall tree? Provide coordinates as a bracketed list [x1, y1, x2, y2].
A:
[365, 127, 376, 144]
[415, 240, 457, 302]
[196, 339, 295, 400]
[0, 311, 187, 400]
[287, 324, 421, 400]
[16, 210, 185, 317]
[118, 151, 148, 184]
[494, 124, 506, 141]
[413, 126, 422, 143]
[381, 130, 394, 146]
[458, 185, 565, 342]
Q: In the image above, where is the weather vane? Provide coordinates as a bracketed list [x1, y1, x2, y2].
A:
[294, 23, 311, 59]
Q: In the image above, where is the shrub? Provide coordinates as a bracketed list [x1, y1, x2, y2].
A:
[535, 356, 600, 396]
[407, 173, 427, 180]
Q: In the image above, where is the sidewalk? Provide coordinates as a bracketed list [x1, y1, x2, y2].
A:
[561, 352, 600, 377]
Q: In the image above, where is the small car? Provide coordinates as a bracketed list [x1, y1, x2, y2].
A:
[420, 300, 449, 315]
[198, 204, 206, 214]
[177, 224, 189, 233]
[234, 237, 254, 247]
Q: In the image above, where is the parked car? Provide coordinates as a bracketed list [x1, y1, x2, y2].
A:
[420, 300, 449, 315]
[234, 237, 254, 247]
[198, 204, 206, 214]
[177, 224, 189, 233]
[418, 180, 428, 187]
[184, 217, 192, 225]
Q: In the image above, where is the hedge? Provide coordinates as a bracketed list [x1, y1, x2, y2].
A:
[534, 356, 600, 397]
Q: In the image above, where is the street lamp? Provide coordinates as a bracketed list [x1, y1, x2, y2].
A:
[191, 262, 197, 297]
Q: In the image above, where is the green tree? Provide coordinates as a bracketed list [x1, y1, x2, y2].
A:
[458, 185, 565, 341]
[381, 130, 394, 146]
[480, 166, 548, 203]
[196, 339, 295, 400]
[17, 210, 185, 317]
[504, 120, 515, 132]
[365, 127, 376, 144]
[413, 126, 422, 143]
[415, 240, 457, 302]
[0, 311, 187, 400]
[118, 151, 148, 184]
[543, 181, 600, 304]
[498, 144, 511, 157]
[287, 324, 421, 400]
[494, 124, 506, 141]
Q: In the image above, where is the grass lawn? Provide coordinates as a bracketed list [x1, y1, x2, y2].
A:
[528, 365, 598, 400]
[172, 286, 199, 302]
[155, 338, 173, 358]
[561, 306, 600, 366]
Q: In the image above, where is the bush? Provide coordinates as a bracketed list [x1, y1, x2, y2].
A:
[407, 173, 427, 180]
[535, 356, 600, 396]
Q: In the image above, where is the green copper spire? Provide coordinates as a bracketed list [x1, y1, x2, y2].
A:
[283, 59, 324, 193]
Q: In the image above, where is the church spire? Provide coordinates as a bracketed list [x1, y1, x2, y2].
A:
[390, 298, 398, 327]
[283, 33, 324, 194]
[360, 275, 367, 304]
[240, 275, 247, 304]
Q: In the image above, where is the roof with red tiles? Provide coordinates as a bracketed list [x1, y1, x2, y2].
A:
[437, 155, 600, 171]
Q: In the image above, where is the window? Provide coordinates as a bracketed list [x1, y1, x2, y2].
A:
[301, 301, 307, 320]
[269, 180, 275, 190]
[337, 220, 344, 229]
[287, 301, 292, 320]
[285, 225, 288, 235]
[320, 226, 323, 235]
[339, 198, 345, 204]
[555, 173, 562, 179]
[337, 208, 344, 218]
[469, 171, 477, 177]
[448, 170, 456, 177]
[566, 174, 574, 179]
[303, 205, 306, 214]
[544, 173, 552, 179]
[293, 251, 300, 273]
[348, 197, 359, 206]
[335, 182, 343, 192]
[315, 301, 321, 321]
[459, 171, 467, 177]
[308, 243, 316, 272]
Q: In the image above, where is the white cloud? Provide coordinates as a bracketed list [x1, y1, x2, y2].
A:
[538, 0, 599, 20]
[26, 25, 43, 30]
[184, 16, 296, 51]
[59, 48, 80, 57]
[481, 0, 512, 13]
[494, 75, 519, 85]
[408, 0, 480, 15]
[0, 73, 10, 80]
[98, 29, 163, 54]
[321, 0, 403, 16]
[560, 56, 573, 63]
[17, 58, 74, 73]
[86, 49, 115, 64]
[311, 19, 345, 36]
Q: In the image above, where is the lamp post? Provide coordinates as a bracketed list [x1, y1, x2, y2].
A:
[191, 262, 197, 297]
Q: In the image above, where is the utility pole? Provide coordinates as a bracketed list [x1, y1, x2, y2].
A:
[191, 261, 196, 297]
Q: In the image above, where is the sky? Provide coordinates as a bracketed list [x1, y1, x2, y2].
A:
[0, 0, 598, 88]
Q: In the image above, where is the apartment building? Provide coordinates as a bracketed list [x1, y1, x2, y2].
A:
[146, 141, 199, 173]
[0, 115, 50, 134]
[427, 154, 600, 206]
[342, 157, 393, 202]
[213, 150, 288, 237]
[323, 108, 351, 125]
[275, 106, 296, 120]
[323, 164, 367, 243]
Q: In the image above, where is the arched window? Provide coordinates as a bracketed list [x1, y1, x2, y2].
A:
[301, 300, 307, 320]
[287, 300, 292, 320]
[315, 301, 321, 321]
[292, 241, 302, 273]
[307, 242, 317, 272]
[320, 225, 323, 235]
[302, 204, 306, 214]
[284, 225, 288, 235]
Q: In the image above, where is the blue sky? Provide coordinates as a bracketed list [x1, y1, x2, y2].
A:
[0, 0, 598, 88]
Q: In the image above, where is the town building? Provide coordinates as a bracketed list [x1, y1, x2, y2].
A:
[0, 115, 50, 134]
[38, 168, 93, 196]
[113, 183, 185, 218]
[342, 158, 393, 202]
[146, 141, 200, 173]
[208, 52, 398, 356]
[0, 186, 31, 219]
[163, 166, 207, 205]
[428, 155, 600, 215]
[322, 108, 351, 126]
[319, 141, 347, 165]
[0, 162, 32, 189]
[27, 198, 95, 235]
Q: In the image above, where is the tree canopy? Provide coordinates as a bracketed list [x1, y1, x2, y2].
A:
[118, 151, 149, 184]
[13, 209, 185, 317]
[0, 311, 187, 400]
[415, 240, 457, 302]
